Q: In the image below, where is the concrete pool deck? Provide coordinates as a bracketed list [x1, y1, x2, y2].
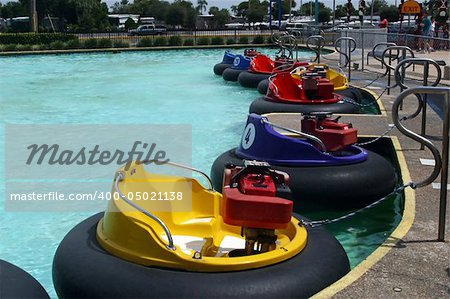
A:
[278, 54, 450, 297]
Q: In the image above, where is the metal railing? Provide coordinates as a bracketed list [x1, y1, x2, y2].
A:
[74, 29, 276, 47]
[306, 35, 325, 63]
[261, 117, 327, 152]
[380, 46, 415, 95]
[334, 37, 356, 82]
[393, 58, 442, 148]
[392, 87, 450, 241]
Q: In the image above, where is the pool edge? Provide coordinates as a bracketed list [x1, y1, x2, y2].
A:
[311, 136, 415, 299]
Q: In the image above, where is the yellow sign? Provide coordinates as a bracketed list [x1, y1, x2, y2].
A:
[401, 0, 421, 14]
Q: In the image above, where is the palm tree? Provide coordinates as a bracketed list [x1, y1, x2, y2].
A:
[230, 5, 238, 16]
[196, 0, 208, 14]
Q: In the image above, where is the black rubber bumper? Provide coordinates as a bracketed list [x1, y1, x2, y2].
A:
[53, 213, 350, 298]
[237, 71, 270, 88]
[213, 63, 231, 76]
[222, 68, 246, 82]
[257, 79, 269, 94]
[0, 259, 49, 299]
[249, 96, 359, 115]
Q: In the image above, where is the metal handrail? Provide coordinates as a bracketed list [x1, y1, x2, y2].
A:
[277, 34, 296, 60]
[381, 46, 415, 73]
[114, 171, 176, 250]
[394, 58, 442, 148]
[272, 60, 296, 73]
[289, 65, 307, 75]
[271, 31, 289, 45]
[334, 37, 356, 82]
[261, 117, 327, 152]
[392, 87, 450, 241]
[394, 58, 442, 90]
[380, 45, 415, 95]
[334, 37, 356, 68]
[370, 42, 396, 65]
[306, 35, 325, 63]
[267, 74, 279, 96]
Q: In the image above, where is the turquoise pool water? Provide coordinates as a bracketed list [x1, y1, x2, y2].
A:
[0, 48, 402, 297]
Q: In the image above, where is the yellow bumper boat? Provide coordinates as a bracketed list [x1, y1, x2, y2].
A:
[53, 161, 350, 298]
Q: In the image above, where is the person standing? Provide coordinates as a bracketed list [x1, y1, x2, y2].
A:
[379, 18, 388, 28]
[443, 24, 449, 50]
[419, 12, 431, 53]
[429, 16, 435, 51]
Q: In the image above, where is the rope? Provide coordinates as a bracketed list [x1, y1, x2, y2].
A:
[343, 86, 387, 108]
[300, 182, 415, 228]
[355, 125, 396, 146]
[355, 115, 409, 146]
[360, 73, 383, 88]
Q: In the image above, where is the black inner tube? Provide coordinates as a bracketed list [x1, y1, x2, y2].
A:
[0, 259, 49, 299]
[53, 213, 350, 298]
[249, 96, 359, 115]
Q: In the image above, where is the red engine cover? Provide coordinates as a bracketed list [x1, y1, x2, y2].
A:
[238, 174, 276, 197]
[301, 117, 358, 152]
[316, 78, 334, 99]
[222, 187, 293, 229]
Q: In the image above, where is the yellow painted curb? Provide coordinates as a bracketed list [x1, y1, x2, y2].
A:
[312, 136, 415, 298]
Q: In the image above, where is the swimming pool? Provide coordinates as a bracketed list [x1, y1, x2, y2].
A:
[0, 48, 402, 297]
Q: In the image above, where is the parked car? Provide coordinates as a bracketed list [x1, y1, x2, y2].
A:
[128, 24, 167, 36]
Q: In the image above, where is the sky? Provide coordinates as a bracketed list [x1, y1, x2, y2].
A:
[0, 0, 400, 11]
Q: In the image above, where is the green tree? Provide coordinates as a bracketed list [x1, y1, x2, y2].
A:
[209, 6, 230, 28]
[196, 0, 208, 14]
[166, 4, 184, 26]
[379, 5, 399, 22]
[0, 0, 28, 18]
[69, 0, 110, 32]
[427, 0, 449, 22]
[318, 8, 331, 23]
[129, 0, 170, 21]
[367, 0, 388, 14]
[124, 17, 137, 29]
[235, 1, 249, 17]
[272, 0, 296, 15]
[235, 0, 268, 24]
[335, 4, 347, 19]
[298, 2, 331, 17]
[165, 0, 196, 28]
[111, 0, 132, 13]
[230, 5, 238, 15]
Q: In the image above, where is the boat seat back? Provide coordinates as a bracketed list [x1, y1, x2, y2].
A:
[222, 50, 235, 64]
[269, 73, 300, 99]
[251, 55, 275, 73]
